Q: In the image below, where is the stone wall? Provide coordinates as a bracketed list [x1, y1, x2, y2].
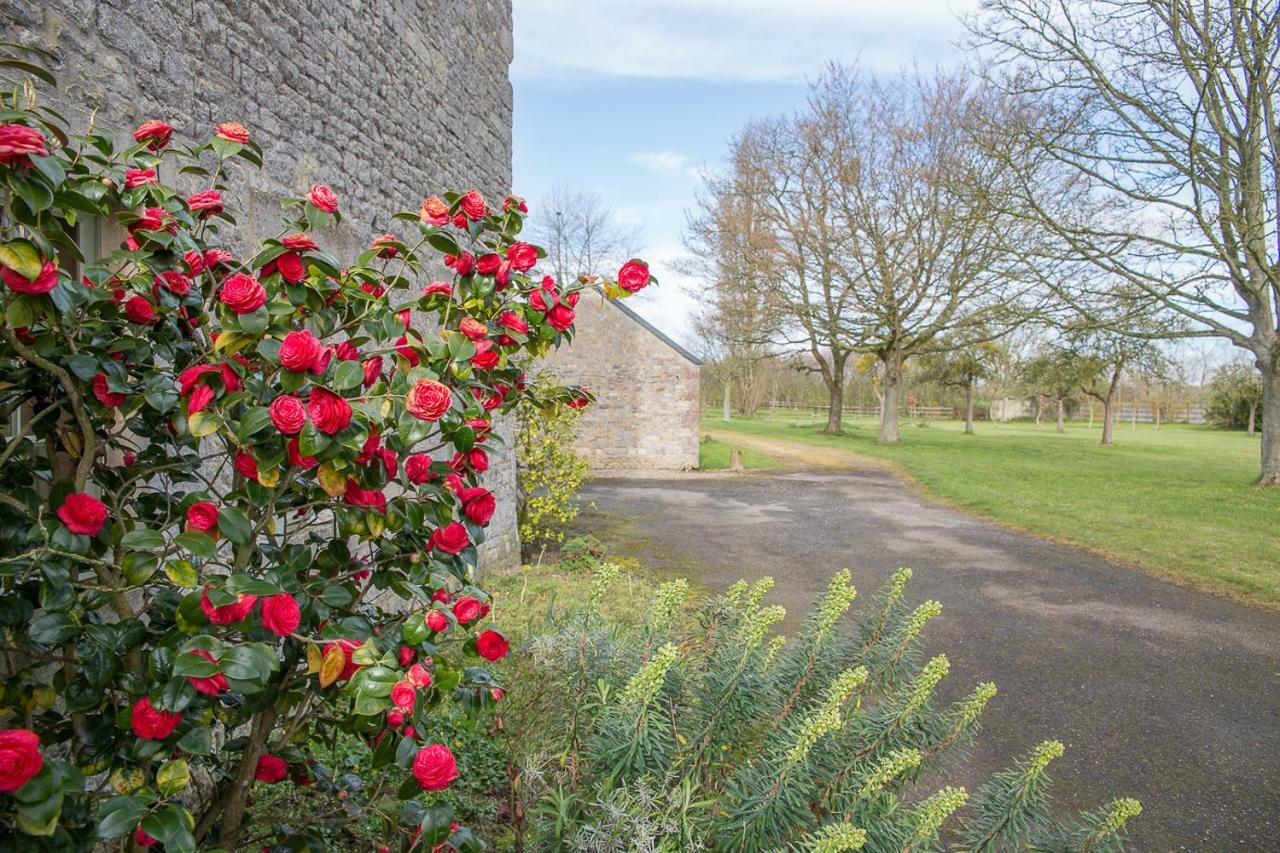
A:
[1, 0, 520, 567]
[542, 293, 701, 471]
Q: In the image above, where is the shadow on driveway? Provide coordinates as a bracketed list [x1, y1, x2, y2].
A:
[576, 468, 1280, 850]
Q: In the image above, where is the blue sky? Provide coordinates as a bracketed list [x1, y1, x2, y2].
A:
[511, 0, 977, 345]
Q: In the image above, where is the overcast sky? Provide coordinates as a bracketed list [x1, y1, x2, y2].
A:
[511, 0, 979, 348]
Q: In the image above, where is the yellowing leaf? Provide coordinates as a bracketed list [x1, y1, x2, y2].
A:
[110, 766, 146, 795]
[188, 411, 223, 438]
[165, 560, 199, 589]
[0, 240, 42, 281]
[319, 644, 345, 688]
[257, 466, 280, 488]
[306, 643, 323, 674]
[317, 462, 346, 497]
[156, 759, 190, 796]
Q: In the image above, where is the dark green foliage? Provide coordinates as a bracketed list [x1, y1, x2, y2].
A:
[505, 567, 1140, 851]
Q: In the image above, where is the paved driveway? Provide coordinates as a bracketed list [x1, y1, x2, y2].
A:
[576, 467, 1280, 850]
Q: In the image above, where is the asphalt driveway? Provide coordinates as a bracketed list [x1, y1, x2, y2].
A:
[576, 467, 1280, 850]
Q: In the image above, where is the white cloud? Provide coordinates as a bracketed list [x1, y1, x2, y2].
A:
[514, 0, 980, 83]
[629, 150, 689, 177]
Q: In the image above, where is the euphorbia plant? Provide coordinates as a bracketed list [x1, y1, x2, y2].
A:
[0, 55, 652, 851]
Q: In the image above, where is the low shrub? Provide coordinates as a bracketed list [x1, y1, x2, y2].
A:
[497, 566, 1140, 851]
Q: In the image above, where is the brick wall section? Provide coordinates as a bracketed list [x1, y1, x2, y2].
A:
[1, 0, 520, 567]
[542, 294, 701, 471]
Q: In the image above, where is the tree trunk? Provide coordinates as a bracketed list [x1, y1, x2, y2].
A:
[1099, 366, 1121, 447]
[1260, 362, 1280, 485]
[963, 383, 974, 435]
[1055, 397, 1065, 432]
[722, 379, 731, 423]
[878, 354, 902, 443]
[1247, 400, 1258, 435]
[1034, 395, 1044, 427]
[824, 374, 844, 434]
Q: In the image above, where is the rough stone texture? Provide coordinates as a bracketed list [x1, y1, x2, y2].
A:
[1, 0, 519, 567]
[542, 293, 701, 471]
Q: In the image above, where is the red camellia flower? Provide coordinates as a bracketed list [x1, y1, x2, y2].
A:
[154, 270, 192, 297]
[57, 492, 108, 536]
[344, 479, 387, 513]
[187, 190, 224, 217]
[362, 355, 383, 388]
[498, 310, 528, 335]
[506, 242, 538, 272]
[287, 437, 318, 470]
[308, 387, 352, 434]
[254, 754, 288, 783]
[390, 680, 416, 711]
[423, 280, 452, 298]
[308, 184, 338, 213]
[546, 303, 575, 332]
[407, 663, 432, 688]
[431, 523, 470, 555]
[2, 261, 58, 295]
[412, 744, 458, 792]
[471, 340, 499, 371]
[406, 379, 451, 422]
[387, 709, 405, 728]
[215, 121, 250, 144]
[219, 273, 267, 314]
[234, 450, 259, 481]
[476, 629, 510, 662]
[0, 123, 48, 166]
[449, 251, 474, 276]
[618, 259, 651, 293]
[372, 234, 398, 258]
[185, 649, 228, 696]
[459, 317, 488, 341]
[133, 206, 176, 234]
[186, 384, 215, 415]
[458, 189, 488, 221]
[504, 195, 528, 213]
[323, 638, 363, 681]
[460, 487, 496, 526]
[279, 330, 324, 372]
[399, 646, 416, 666]
[186, 501, 219, 533]
[261, 593, 301, 637]
[0, 729, 42, 793]
[131, 697, 182, 740]
[426, 610, 449, 633]
[133, 120, 172, 151]
[404, 453, 434, 485]
[267, 251, 305, 283]
[476, 253, 501, 276]
[467, 447, 490, 474]
[134, 826, 158, 847]
[452, 596, 483, 625]
[281, 232, 319, 251]
[200, 586, 259, 625]
[92, 373, 126, 408]
[124, 167, 157, 188]
[124, 295, 157, 325]
[420, 196, 449, 225]
[269, 395, 307, 435]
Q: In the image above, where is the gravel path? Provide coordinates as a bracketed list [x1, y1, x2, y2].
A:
[576, 454, 1280, 850]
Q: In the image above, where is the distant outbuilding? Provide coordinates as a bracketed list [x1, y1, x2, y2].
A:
[542, 291, 701, 471]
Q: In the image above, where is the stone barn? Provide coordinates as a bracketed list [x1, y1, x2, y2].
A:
[3, 0, 520, 566]
[543, 291, 702, 471]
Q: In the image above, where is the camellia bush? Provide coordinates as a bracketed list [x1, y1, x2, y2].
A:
[0, 54, 653, 851]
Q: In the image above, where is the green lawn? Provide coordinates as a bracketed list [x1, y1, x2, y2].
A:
[698, 436, 781, 471]
[706, 412, 1280, 607]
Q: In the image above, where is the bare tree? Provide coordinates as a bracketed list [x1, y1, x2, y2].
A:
[971, 0, 1280, 482]
[687, 92, 863, 434]
[817, 67, 1044, 443]
[918, 342, 1004, 434]
[1068, 326, 1171, 445]
[532, 186, 638, 285]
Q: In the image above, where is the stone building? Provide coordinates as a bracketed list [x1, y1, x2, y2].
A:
[543, 291, 702, 471]
[1, 0, 520, 566]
